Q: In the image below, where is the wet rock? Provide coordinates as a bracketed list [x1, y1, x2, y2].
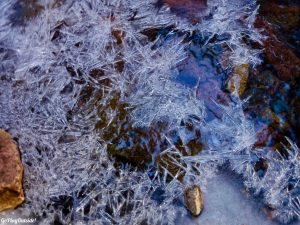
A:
[161, 0, 209, 23]
[0, 130, 24, 211]
[197, 78, 230, 120]
[57, 134, 77, 144]
[156, 153, 186, 182]
[163, 0, 207, 9]
[254, 158, 268, 178]
[254, 124, 271, 148]
[10, 0, 45, 25]
[227, 64, 249, 96]
[255, 16, 300, 81]
[257, 1, 300, 58]
[184, 185, 204, 216]
[259, 1, 299, 32]
[244, 61, 300, 148]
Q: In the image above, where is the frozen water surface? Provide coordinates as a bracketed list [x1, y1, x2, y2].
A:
[180, 173, 280, 225]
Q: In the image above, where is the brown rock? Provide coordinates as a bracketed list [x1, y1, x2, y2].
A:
[0, 129, 24, 211]
[254, 16, 300, 81]
[184, 185, 204, 216]
[228, 64, 249, 96]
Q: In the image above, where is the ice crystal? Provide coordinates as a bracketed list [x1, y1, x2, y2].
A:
[257, 140, 300, 224]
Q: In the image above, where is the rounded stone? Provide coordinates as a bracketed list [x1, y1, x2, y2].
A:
[0, 129, 24, 212]
[184, 185, 204, 216]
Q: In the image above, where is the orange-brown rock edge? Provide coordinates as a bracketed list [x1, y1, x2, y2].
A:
[0, 129, 24, 211]
[228, 64, 249, 96]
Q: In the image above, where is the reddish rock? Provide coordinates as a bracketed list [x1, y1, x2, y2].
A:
[259, 2, 299, 31]
[162, 0, 208, 23]
[254, 124, 271, 148]
[255, 15, 300, 81]
[0, 130, 24, 211]
[163, 0, 207, 8]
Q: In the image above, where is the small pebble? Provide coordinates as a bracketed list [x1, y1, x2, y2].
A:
[184, 185, 204, 216]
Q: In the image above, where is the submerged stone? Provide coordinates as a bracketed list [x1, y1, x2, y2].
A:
[227, 64, 249, 96]
[10, 0, 45, 26]
[162, 0, 209, 23]
[184, 185, 204, 216]
[254, 16, 300, 81]
[0, 130, 24, 212]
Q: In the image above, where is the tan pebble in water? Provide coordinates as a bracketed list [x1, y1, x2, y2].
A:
[184, 185, 204, 216]
[227, 64, 249, 96]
